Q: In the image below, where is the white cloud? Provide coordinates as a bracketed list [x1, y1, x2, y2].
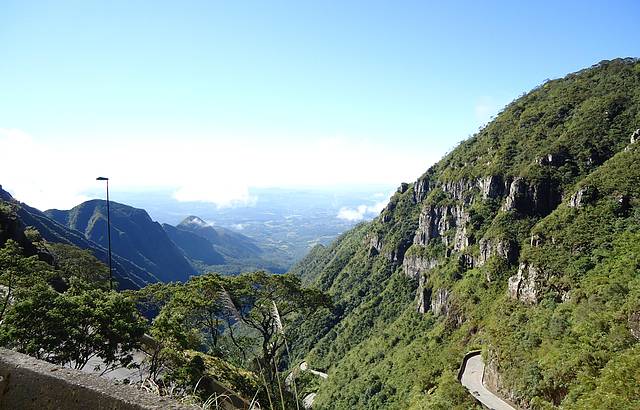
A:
[337, 199, 388, 222]
[0, 128, 441, 211]
[0, 128, 92, 209]
[173, 182, 256, 208]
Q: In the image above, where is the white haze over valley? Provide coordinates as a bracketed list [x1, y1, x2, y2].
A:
[336, 199, 388, 221]
[0, 128, 441, 212]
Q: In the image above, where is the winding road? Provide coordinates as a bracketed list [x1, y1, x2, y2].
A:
[460, 353, 515, 410]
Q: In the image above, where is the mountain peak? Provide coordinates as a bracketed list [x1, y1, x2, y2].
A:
[180, 215, 212, 227]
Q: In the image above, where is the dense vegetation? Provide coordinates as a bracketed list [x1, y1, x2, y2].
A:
[1, 58, 639, 409]
[0, 202, 147, 372]
[287, 58, 640, 409]
[1, 198, 331, 408]
[0, 186, 157, 288]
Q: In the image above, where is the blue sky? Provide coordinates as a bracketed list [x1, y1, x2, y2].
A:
[1, 0, 639, 209]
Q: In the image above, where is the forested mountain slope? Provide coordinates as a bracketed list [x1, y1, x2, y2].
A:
[1, 187, 157, 288]
[47, 200, 195, 282]
[291, 58, 640, 409]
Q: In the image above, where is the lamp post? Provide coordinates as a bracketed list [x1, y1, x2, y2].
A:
[96, 177, 113, 290]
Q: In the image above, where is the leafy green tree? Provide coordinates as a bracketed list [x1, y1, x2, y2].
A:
[167, 273, 227, 352]
[227, 271, 331, 382]
[1, 284, 147, 371]
[46, 242, 109, 289]
[0, 239, 53, 322]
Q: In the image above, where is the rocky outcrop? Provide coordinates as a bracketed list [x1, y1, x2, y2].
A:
[402, 253, 439, 281]
[483, 353, 520, 406]
[431, 288, 451, 316]
[413, 176, 431, 203]
[452, 206, 470, 251]
[412, 176, 509, 253]
[569, 187, 586, 208]
[629, 311, 640, 340]
[530, 234, 542, 247]
[403, 253, 440, 314]
[502, 177, 560, 216]
[477, 238, 518, 268]
[508, 263, 540, 304]
[477, 175, 505, 199]
[414, 205, 448, 246]
[536, 152, 567, 167]
[568, 185, 597, 208]
[368, 234, 383, 256]
[442, 179, 477, 204]
[367, 233, 411, 264]
[417, 275, 431, 314]
[458, 253, 475, 271]
[413, 204, 470, 252]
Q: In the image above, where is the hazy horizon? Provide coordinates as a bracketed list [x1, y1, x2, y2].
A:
[1, 1, 639, 210]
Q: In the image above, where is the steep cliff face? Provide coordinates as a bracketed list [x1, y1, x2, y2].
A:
[290, 58, 640, 409]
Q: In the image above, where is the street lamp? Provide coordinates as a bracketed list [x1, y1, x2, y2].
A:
[96, 177, 113, 290]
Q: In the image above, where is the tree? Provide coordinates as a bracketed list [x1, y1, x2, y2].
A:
[168, 273, 227, 353]
[1, 283, 147, 372]
[46, 242, 109, 289]
[0, 239, 53, 322]
[227, 271, 331, 382]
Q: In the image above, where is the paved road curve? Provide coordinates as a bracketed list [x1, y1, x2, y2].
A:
[460, 354, 515, 410]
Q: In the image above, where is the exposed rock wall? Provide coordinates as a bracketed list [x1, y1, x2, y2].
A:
[367, 234, 383, 256]
[430, 288, 451, 316]
[407, 173, 563, 312]
[477, 175, 506, 199]
[508, 263, 541, 304]
[402, 253, 439, 281]
[502, 177, 560, 216]
[413, 176, 431, 203]
[484, 353, 522, 407]
[416, 275, 431, 314]
[477, 238, 518, 267]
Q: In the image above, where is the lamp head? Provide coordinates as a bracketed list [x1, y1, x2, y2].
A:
[96, 177, 109, 181]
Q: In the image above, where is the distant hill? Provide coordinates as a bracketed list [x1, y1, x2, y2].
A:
[0, 187, 157, 289]
[163, 216, 288, 275]
[177, 216, 262, 259]
[46, 200, 194, 283]
[162, 223, 226, 265]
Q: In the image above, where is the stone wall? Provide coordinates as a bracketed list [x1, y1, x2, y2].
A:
[0, 348, 195, 410]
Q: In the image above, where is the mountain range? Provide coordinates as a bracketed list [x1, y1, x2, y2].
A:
[288, 58, 640, 408]
[0, 188, 290, 288]
[45, 200, 195, 283]
[2, 57, 639, 408]
[0, 188, 157, 288]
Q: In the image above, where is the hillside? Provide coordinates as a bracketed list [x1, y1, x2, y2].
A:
[1, 187, 157, 289]
[162, 223, 226, 266]
[166, 215, 289, 274]
[46, 200, 195, 283]
[177, 216, 262, 259]
[290, 58, 640, 409]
